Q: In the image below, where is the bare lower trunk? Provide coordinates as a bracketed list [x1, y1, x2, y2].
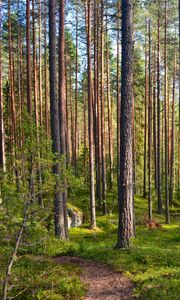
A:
[86, 0, 96, 228]
[0, 0, 5, 172]
[116, 0, 134, 249]
[148, 20, 152, 222]
[49, 0, 66, 239]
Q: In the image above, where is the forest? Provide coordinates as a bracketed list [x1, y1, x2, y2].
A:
[0, 0, 179, 299]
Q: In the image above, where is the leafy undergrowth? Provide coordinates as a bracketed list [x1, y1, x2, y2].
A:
[0, 193, 180, 299]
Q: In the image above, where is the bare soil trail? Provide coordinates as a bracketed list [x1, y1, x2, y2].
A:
[56, 256, 134, 300]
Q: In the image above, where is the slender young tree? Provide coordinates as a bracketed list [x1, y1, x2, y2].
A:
[86, 0, 96, 228]
[38, 0, 43, 127]
[94, 0, 102, 206]
[8, 0, 16, 156]
[101, 0, 107, 213]
[148, 20, 152, 222]
[44, 0, 50, 139]
[169, 50, 176, 207]
[117, 0, 120, 194]
[164, 0, 170, 224]
[32, 0, 39, 128]
[178, 0, 180, 191]
[157, 8, 162, 214]
[153, 47, 157, 191]
[0, 0, 5, 172]
[26, 0, 32, 116]
[116, 0, 134, 249]
[143, 19, 148, 198]
[74, 0, 78, 174]
[106, 0, 113, 190]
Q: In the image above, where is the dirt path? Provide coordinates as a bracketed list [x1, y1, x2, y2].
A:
[56, 256, 134, 300]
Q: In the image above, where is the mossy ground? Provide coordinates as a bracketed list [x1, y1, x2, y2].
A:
[0, 247, 85, 299]
[0, 191, 180, 299]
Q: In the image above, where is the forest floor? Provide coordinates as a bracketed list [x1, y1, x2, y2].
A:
[56, 256, 134, 300]
[0, 192, 180, 299]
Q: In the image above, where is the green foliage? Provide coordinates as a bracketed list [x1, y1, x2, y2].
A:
[29, 195, 179, 300]
[0, 188, 180, 300]
[0, 254, 85, 299]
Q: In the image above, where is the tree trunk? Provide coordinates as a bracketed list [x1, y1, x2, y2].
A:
[143, 19, 148, 198]
[157, 9, 162, 214]
[164, 0, 170, 224]
[0, 0, 5, 172]
[26, 0, 32, 116]
[49, 0, 66, 239]
[59, 0, 68, 239]
[86, 0, 96, 228]
[117, 0, 120, 198]
[100, 0, 107, 214]
[148, 20, 152, 222]
[38, 0, 43, 127]
[116, 0, 134, 249]
[74, 0, 78, 175]
[32, 0, 39, 128]
[94, 0, 102, 206]
[153, 48, 157, 192]
[178, 0, 180, 192]
[106, 0, 113, 191]
[169, 51, 176, 207]
[44, 0, 50, 139]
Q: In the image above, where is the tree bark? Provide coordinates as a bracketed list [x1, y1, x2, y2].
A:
[0, 0, 5, 172]
[59, 0, 68, 239]
[86, 0, 96, 228]
[117, 0, 120, 199]
[116, 0, 134, 249]
[178, 0, 180, 192]
[143, 20, 148, 199]
[169, 51, 176, 207]
[74, 0, 78, 174]
[106, 0, 113, 191]
[157, 9, 162, 214]
[100, 0, 107, 214]
[153, 48, 157, 192]
[164, 0, 170, 224]
[44, 0, 50, 139]
[49, 0, 66, 239]
[26, 0, 32, 116]
[148, 20, 152, 222]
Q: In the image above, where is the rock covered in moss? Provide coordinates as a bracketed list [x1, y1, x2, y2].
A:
[67, 205, 83, 228]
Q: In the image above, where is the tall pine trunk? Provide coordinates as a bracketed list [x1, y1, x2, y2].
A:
[143, 19, 148, 198]
[169, 51, 176, 207]
[101, 0, 107, 213]
[157, 9, 162, 214]
[86, 0, 96, 228]
[0, 0, 5, 172]
[49, 0, 66, 239]
[148, 20, 152, 221]
[116, 0, 134, 249]
[59, 0, 68, 239]
[164, 0, 170, 224]
[26, 0, 32, 116]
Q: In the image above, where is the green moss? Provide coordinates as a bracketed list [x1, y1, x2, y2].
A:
[67, 203, 83, 215]
[0, 254, 85, 299]
[64, 195, 179, 300]
[1, 194, 179, 299]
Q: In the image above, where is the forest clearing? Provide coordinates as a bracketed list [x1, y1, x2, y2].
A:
[0, 0, 180, 299]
